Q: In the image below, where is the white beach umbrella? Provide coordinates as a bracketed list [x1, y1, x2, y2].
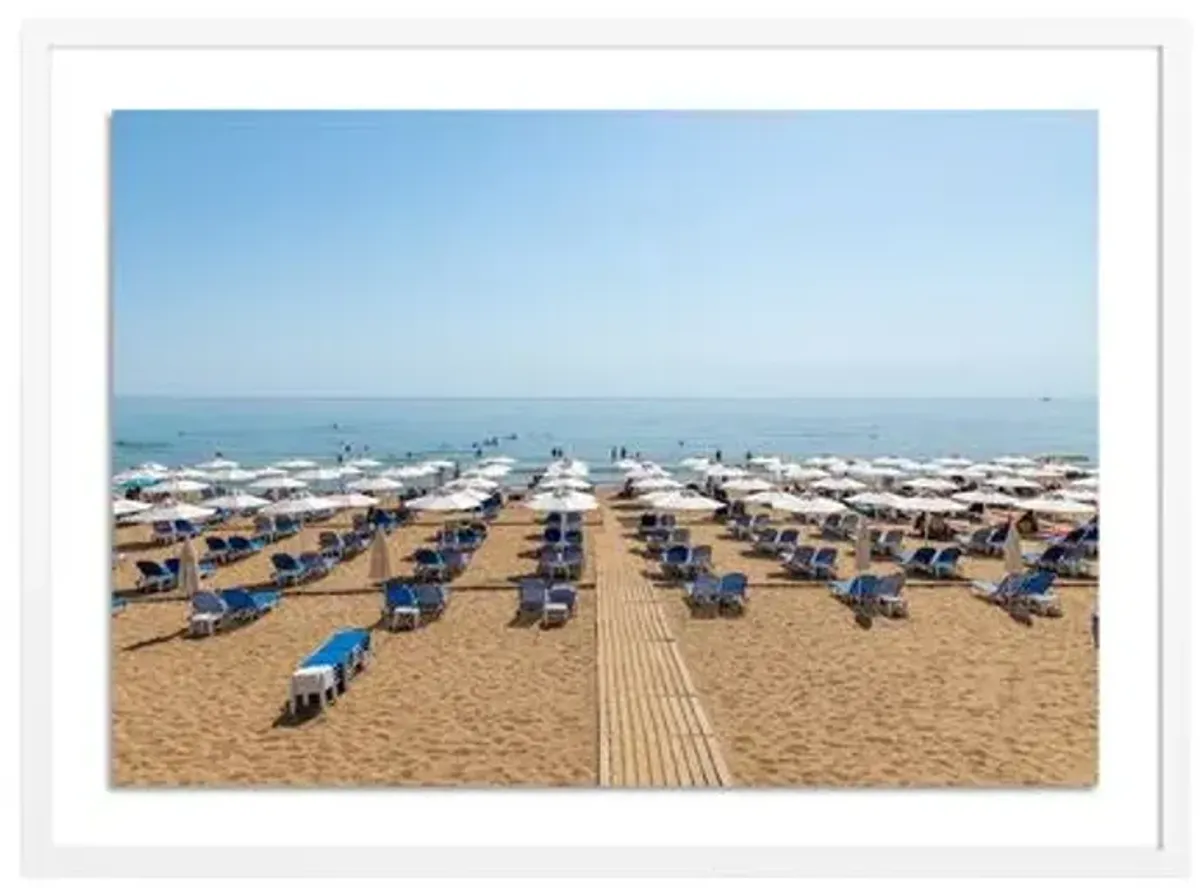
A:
[248, 476, 309, 492]
[1069, 476, 1099, 490]
[633, 476, 684, 492]
[891, 496, 968, 514]
[294, 467, 347, 484]
[200, 492, 271, 511]
[168, 468, 213, 481]
[642, 490, 723, 511]
[781, 496, 848, 517]
[195, 458, 239, 470]
[205, 468, 260, 484]
[951, 490, 1019, 508]
[480, 455, 517, 465]
[337, 465, 364, 477]
[822, 460, 851, 476]
[467, 464, 511, 479]
[679, 456, 712, 470]
[748, 456, 783, 468]
[177, 538, 203, 599]
[112, 467, 169, 485]
[854, 521, 872, 572]
[367, 529, 391, 586]
[525, 489, 599, 512]
[408, 490, 487, 511]
[255, 466, 290, 478]
[625, 464, 667, 479]
[721, 476, 775, 493]
[143, 478, 212, 496]
[743, 490, 812, 511]
[804, 456, 843, 467]
[811, 476, 867, 494]
[614, 458, 642, 470]
[1003, 523, 1024, 574]
[780, 465, 830, 483]
[1060, 488, 1099, 503]
[347, 476, 405, 493]
[995, 456, 1037, 468]
[275, 459, 318, 470]
[1016, 465, 1069, 481]
[347, 458, 383, 469]
[535, 476, 592, 491]
[261, 495, 340, 517]
[872, 457, 909, 468]
[136, 462, 170, 473]
[112, 499, 151, 517]
[703, 464, 747, 478]
[845, 491, 902, 509]
[133, 502, 217, 524]
[425, 460, 457, 470]
[1016, 497, 1097, 517]
[847, 464, 904, 481]
[986, 475, 1043, 492]
[325, 492, 381, 509]
[904, 477, 960, 494]
[444, 477, 499, 493]
[382, 465, 436, 480]
[933, 457, 974, 468]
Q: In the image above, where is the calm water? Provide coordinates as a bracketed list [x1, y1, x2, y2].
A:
[113, 397, 1097, 479]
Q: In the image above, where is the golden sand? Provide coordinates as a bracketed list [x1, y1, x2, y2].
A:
[112, 499, 1096, 787]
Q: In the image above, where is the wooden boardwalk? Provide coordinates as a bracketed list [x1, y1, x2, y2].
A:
[594, 510, 732, 787]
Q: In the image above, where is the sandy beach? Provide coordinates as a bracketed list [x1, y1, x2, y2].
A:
[112, 496, 1097, 788]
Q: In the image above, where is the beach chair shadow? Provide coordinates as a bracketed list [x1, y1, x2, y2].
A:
[121, 629, 187, 651]
[272, 704, 321, 728]
[114, 540, 167, 555]
[507, 610, 542, 628]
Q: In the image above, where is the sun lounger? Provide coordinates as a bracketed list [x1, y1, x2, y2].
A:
[340, 531, 368, 558]
[187, 591, 231, 636]
[780, 545, 817, 577]
[288, 628, 372, 716]
[983, 525, 1010, 557]
[173, 519, 202, 539]
[381, 582, 421, 631]
[684, 573, 721, 612]
[274, 516, 301, 537]
[1011, 571, 1061, 616]
[899, 546, 937, 575]
[414, 584, 449, 617]
[751, 528, 782, 555]
[220, 587, 280, 620]
[271, 553, 306, 586]
[873, 529, 905, 558]
[517, 577, 549, 618]
[542, 584, 577, 627]
[254, 515, 278, 542]
[679, 544, 713, 580]
[151, 521, 179, 545]
[829, 573, 879, 602]
[299, 551, 335, 579]
[971, 570, 1028, 603]
[111, 597, 127, 616]
[661, 545, 691, 579]
[957, 526, 993, 555]
[928, 546, 962, 579]
[205, 536, 233, 563]
[808, 547, 839, 580]
[714, 573, 749, 613]
[543, 527, 563, 545]
[135, 559, 177, 592]
[873, 573, 909, 618]
[819, 514, 845, 540]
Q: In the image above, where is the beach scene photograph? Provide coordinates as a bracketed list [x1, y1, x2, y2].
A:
[111, 110, 1098, 789]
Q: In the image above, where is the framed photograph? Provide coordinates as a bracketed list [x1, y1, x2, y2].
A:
[20, 14, 1190, 879]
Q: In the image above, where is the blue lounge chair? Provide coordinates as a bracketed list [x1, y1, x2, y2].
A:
[563, 529, 583, 547]
[957, 526, 993, 555]
[173, 519, 202, 539]
[275, 516, 301, 537]
[441, 548, 469, 575]
[545, 512, 564, 527]
[220, 586, 280, 618]
[164, 557, 217, 580]
[289, 628, 372, 715]
[780, 545, 817, 577]
[928, 546, 962, 579]
[413, 548, 448, 581]
[562, 544, 585, 580]
[230, 535, 267, 559]
[187, 591, 231, 636]
[684, 572, 720, 612]
[150, 521, 178, 545]
[715, 573, 749, 613]
[517, 578, 549, 616]
[970, 570, 1028, 603]
[382, 582, 420, 630]
[254, 515, 278, 542]
[1012, 571, 1062, 616]
[205, 536, 232, 563]
[820, 514, 846, 541]
[873, 573, 909, 618]
[299, 552, 334, 579]
[111, 597, 127, 616]
[1081, 525, 1099, 559]
[135, 559, 177, 592]
[983, 525, 1011, 557]
[809, 547, 839, 580]
[899, 546, 937, 575]
[661, 545, 691, 579]
[318, 531, 344, 561]
[414, 584, 449, 617]
[271, 553, 306, 586]
[829, 573, 879, 602]
[873, 529, 906, 558]
[543, 527, 563, 545]
[752, 528, 782, 555]
[340, 532, 367, 557]
[679, 544, 713, 580]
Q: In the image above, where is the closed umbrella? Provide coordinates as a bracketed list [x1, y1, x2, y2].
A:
[133, 502, 217, 524]
[201, 492, 271, 511]
[367, 529, 391, 586]
[1003, 522, 1024, 573]
[525, 489, 599, 512]
[854, 521, 872, 572]
[177, 537, 203, 599]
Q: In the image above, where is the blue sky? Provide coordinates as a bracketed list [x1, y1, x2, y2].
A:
[112, 111, 1096, 398]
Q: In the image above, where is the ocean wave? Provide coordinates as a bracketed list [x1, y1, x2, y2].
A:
[113, 439, 171, 452]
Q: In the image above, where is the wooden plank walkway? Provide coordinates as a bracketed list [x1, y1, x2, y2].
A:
[595, 509, 732, 787]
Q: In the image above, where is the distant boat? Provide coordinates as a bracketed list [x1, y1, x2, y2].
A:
[1039, 396, 1052, 402]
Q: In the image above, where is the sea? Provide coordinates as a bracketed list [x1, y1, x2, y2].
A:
[113, 397, 1098, 485]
